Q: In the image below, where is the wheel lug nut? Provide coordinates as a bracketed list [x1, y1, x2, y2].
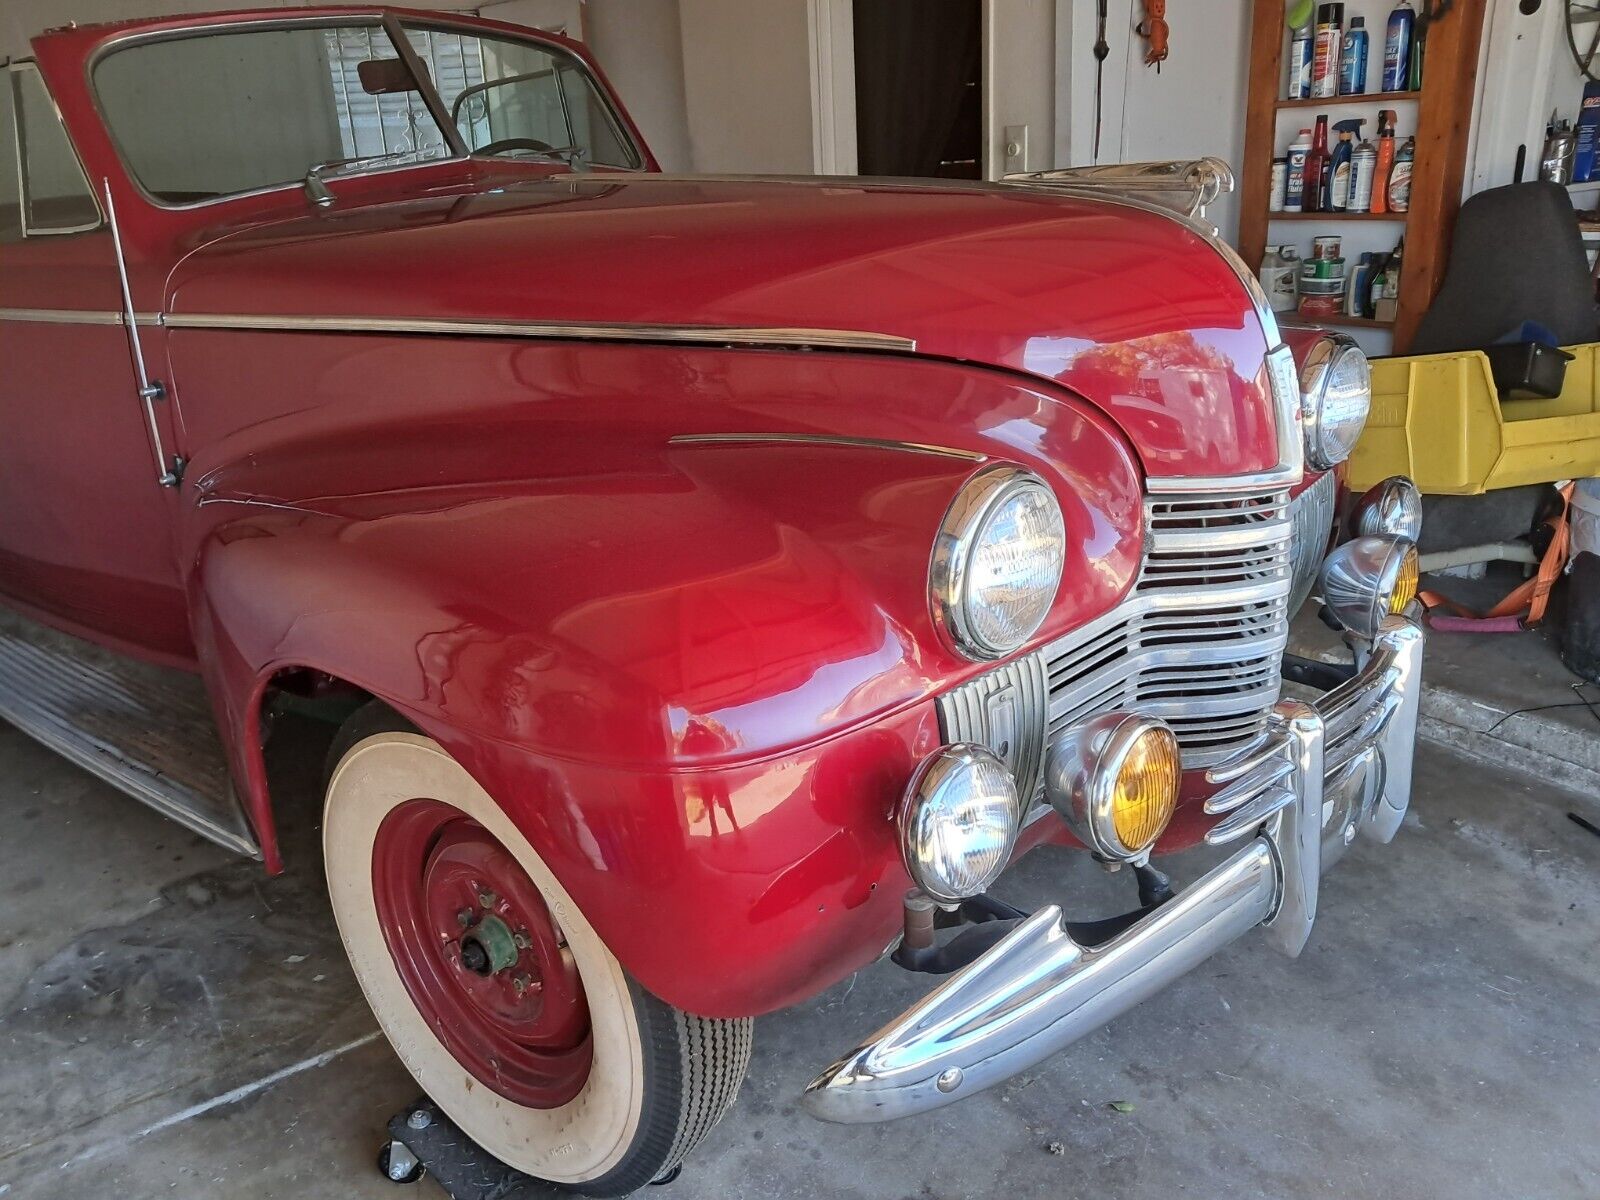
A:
[477, 889, 498, 909]
[513, 929, 532, 950]
[456, 908, 474, 928]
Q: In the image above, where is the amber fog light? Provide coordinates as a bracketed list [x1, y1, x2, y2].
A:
[1320, 535, 1420, 638]
[898, 745, 1022, 904]
[1044, 713, 1181, 862]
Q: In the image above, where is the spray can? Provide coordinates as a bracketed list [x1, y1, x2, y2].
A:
[1384, 0, 1414, 92]
[1285, 127, 1313, 212]
[1350, 132, 1377, 212]
[1541, 113, 1578, 184]
[1270, 158, 1288, 211]
[1370, 109, 1397, 212]
[1388, 135, 1415, 211]
[1312, 4, 1345, 99]
[1288, 26, 1315, 99]
[1328, 118, 1363, 211]
[1338, 17, 1369, 95]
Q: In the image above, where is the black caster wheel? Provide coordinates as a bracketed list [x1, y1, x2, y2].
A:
[378, 1139, 426, 1185]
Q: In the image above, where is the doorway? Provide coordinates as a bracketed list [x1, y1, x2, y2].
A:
[851, 0, 983, 178]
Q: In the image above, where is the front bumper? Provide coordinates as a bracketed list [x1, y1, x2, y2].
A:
[802, 614, 1424, 1124]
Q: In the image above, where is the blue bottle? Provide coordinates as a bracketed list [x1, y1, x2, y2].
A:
[1383, 1, 1414, 92]
[1338, 17, 1369, 95]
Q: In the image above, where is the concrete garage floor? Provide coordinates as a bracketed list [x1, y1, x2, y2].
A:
[2, 714, 1598, 1199]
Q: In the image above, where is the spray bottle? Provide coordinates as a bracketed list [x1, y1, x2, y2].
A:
[1328, 118, 1364, 211]
[1370, 109, 1397, 213]
[1388, 136, 1416, 212]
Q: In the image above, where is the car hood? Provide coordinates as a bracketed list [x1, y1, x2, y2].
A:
[166, 173, 1284, 479]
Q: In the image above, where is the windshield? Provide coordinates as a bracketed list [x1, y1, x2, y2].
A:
[93, 20, 639, 205]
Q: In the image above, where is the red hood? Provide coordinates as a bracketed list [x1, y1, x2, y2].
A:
[166, 174, 1282, 479]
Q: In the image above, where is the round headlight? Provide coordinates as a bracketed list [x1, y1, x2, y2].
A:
[931, 467, 1066, 660]
[1044, 713, 1181, 862]
[1318, 535, 1420, 638]
[1352, 475, 1423, 542]
[1300, 337, 1371, 470]
[898, 745, 1022, 904]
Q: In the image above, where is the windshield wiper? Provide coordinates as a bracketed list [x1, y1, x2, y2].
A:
[303, 151, 414, 208]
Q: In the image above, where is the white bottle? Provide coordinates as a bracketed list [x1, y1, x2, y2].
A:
[1285, 128, 1314, 212]
[1259, 245, 1300, 313]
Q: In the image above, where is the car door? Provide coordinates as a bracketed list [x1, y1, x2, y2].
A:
[0, 60, 191, 662]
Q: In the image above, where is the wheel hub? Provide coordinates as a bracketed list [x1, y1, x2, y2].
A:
[372, 799, 593, 1108]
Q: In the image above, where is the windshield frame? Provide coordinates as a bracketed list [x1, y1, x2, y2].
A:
[86, 11, 644, 213]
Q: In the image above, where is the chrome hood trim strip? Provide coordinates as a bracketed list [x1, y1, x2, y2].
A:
[668, 433, 983, 461]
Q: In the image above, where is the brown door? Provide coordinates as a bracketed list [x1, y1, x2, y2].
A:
[852, 0, 983, 179]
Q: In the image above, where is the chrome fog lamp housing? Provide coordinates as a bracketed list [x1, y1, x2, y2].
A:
[1352, 475, 1423, 542]
[931, 466, 1066, 660]
[1044, 713, 1181, 863]
[1300, 336, 1371, 470]
[1319, 535, 1421, 639]
[898, 745, 1022, 904]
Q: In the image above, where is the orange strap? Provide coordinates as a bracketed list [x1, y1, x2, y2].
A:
[1419, 482, 1575, 628]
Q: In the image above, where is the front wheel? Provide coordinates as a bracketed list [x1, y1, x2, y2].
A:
[324, 709, 751, 1195]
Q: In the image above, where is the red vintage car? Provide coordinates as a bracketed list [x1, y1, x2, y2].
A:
[0, 8, 1426, 1194]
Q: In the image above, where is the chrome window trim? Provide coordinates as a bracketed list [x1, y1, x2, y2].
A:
[84, 13, 646, 215]
[8, 60, 104, 237]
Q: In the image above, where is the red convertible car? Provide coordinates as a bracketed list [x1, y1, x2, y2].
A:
[0, 8, 1426, 1194]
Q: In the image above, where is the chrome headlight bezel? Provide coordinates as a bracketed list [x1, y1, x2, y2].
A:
[930, 466, 1066, 661]
[1352, 475, 1424, 542]
[1319, 534, 1420, 639]
[898, 744, 1022, 904]
[1300, 336, 1371, 471]
[1043, 712, 1181, 863]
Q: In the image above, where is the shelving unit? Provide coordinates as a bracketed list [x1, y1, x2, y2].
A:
[1239, 0, 1488, 354]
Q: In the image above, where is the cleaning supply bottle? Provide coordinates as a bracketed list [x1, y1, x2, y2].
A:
[1383, 238, 1404, 300]
[1304, 114, 1331, 213]
[1312, 4, 1345, 99]
[1347, 252, 1373, 317]
[1328, 118, 1362, 211]
[1388, 135, 1415, 211]
[1383, 0, 1414, 92]
[1407, 19, 1426, 91]
[1368, 255, 1388, 316]
[1351, 130, 1377, 212]
[1339, 16, 1369, 95]
[1286, 126, 1313, 211]
[1288, 24, 1315, 99]
[1370, 109, 1397, 212]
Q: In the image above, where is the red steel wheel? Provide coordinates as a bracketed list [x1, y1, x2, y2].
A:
[372, 799, 593, 1107]
[325, 706, 752, 1195]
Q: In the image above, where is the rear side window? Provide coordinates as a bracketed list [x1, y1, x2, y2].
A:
[10, 64, 99, 234]
[0, 66, 19, 242]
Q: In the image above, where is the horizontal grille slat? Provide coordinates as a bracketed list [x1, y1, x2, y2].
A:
[1037, 487, 1293, 770]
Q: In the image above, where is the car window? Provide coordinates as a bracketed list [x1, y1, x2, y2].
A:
[11, 64, 98, 234]
[401, 25, 638, 169]
[0, 68, 20, 242]
[94, 24, 453, 204]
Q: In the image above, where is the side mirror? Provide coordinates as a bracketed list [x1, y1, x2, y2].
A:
[357, 58, 420, 96]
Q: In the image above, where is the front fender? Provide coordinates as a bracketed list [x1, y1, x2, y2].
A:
[178, 340, 1143, 1014]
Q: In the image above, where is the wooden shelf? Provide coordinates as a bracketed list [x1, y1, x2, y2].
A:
[1318, 314, 1395, 329]
[1275, 90, 1421, 110]
[1268, 211, 1409, 221]
[1239, 0, 1488, 353]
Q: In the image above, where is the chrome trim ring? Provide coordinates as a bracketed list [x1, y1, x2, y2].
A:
[929, 466, 1065, 662]
[1299, 334, 1371, 471]
[1043, 712, 1179, 861]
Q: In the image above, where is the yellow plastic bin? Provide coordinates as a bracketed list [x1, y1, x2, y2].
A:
[1347, 343, 1600, 495]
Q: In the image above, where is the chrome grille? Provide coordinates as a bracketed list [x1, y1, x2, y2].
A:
[938, 486, 1293, 802]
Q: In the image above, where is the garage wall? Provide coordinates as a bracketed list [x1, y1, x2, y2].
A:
[1062, 0, 1252, 243]
[677, 0, 815, 174]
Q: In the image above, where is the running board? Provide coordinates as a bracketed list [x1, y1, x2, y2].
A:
[0, 608, 259, 858]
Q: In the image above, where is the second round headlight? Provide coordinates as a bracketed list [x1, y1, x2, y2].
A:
[1300, 337, 1371, 470]
[931, 467, 1066, 660]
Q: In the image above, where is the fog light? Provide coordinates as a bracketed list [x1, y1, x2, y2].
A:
[1044, 713, 1180, 862]
[1352, 476, 1423, 542]
[1320, 535, 1421, 638]
[898, 745, 1021, 904]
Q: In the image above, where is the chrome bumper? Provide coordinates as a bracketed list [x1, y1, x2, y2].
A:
[802, 614, 1424, 1124]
